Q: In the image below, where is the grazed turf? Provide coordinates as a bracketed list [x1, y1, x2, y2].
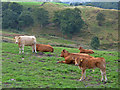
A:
[2, 42, 118, 88]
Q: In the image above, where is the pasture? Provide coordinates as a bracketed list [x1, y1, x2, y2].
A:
[2, 42, 118, 88]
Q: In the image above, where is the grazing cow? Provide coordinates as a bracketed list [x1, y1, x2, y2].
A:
[57, 49, 93, 64]
[73, 57, 107, 82]
[34, 44, 54, 52]
[79, 47, 94, 54]
[14, 36, 37, 54]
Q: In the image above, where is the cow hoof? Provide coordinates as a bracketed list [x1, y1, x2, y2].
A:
[103, 81, 107, 84]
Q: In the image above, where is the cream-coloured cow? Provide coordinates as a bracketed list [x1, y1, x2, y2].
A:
[14, 36, 37, 54]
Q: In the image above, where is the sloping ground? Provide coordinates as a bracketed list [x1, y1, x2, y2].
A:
[2, 2, 119, 50]
[2, 31, 85, 48]
[36, 3, 118, 50]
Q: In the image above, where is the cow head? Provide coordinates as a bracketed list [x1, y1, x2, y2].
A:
[60, 49, 69, 57]
[14, 36, 20, 44]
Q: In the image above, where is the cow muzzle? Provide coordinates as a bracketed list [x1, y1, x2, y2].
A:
[15, 42, 18, 44]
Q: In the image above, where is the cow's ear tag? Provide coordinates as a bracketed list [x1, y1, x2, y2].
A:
[81, 59, 83, 62]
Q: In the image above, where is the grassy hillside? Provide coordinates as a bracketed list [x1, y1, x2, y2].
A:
[2, 2, 118, 50]
[2, 31, 119, 88]
[12, 2, 118, 50]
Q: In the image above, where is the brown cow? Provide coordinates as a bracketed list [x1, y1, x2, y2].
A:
[73, 57, 107, 82]
[79, 47, 94, 54]
[57, 49, 93, 64]
[34, 44, 54, 52]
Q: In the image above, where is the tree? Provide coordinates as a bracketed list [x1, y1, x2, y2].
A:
[2, 2, 10, 11]
[33, 8, 49, 28]
[90, 36, 100, 49]
[53, 8, 84, 38]
[9, 2, 23, 14]
[2, 9, 19, 29]
[96, 12, 105, 26]
[18, 12, 34, 30]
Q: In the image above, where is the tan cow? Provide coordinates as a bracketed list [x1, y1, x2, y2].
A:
[79, 47, 94, 54]
[14, 36, 37, 54]
[34, 44, 54, 52]
[73, 57, 107, 82]
[57, 49, 93, 64]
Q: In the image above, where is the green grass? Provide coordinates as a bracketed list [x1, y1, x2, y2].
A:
[2, 42, 119, 88]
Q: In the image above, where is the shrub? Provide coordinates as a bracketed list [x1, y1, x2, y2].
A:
[90, 36, 100, 49]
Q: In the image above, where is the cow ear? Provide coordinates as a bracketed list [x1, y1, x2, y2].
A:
[63, 49, 66, 53]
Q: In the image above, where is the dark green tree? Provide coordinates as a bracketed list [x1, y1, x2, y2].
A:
[53, 8, 84, 38]
[2, 9, 19, 29]
[96, 12, 105, 26]
[18, 13, 34, 30]
[33, 8, 49, 28]
[9, 2, 23, 14]
[2, 2, 10, 11]
[90, 36, 100, 49]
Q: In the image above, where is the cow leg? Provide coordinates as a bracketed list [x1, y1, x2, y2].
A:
[22, 45, 24, 54]
[34, 44, 37, 53]
[19, 47, 21, 54]
[103, 69, 107, 82]
[19, 45, 21, 54]
[32, 45, 34, 53]
[79, 69, 85, 81]
[100, 70, 104, 82]
[57, 60, 71, 64]
[83, 70, 86, 80]
[104, 72, 107, 82]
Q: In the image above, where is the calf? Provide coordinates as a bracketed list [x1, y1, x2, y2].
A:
[73, 57, 107, 82]
[79, 47, 94, 54]
[14, 36, 37, 54]
[35, 44, 54, 52]
[57, 49, 93, 64]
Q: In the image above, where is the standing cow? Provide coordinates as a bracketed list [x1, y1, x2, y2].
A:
[14, 36, 37, 54]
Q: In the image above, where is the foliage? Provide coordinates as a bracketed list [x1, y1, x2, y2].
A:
[33, 8, 49, 28]
[90, 36, 100, 49]
[2, 2, 10, 11]
[2, 9, 19, 29]
[53, 8, 84, 38]
[18, 12, 34, 30]
[96, 12, 105, 26]
[2, 2, 33, 30]
[83, 2, 118, 10]
[8, 2, 23, 14]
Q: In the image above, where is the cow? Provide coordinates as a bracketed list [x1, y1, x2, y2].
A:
[79, 47, 94, 54]
[57, 49, 93, 64]
[34, 44, 54, 52]
[14, 36, 37, 54]
[73, 56, 107, 82]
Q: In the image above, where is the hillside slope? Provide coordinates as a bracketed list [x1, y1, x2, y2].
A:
[28, 2, 118, 50]
[3, 2, 118, 50]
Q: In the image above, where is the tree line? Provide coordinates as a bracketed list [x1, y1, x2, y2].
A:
[70, 2, 118, 10]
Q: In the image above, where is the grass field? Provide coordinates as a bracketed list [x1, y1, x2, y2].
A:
[2, 42, 119, 88]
